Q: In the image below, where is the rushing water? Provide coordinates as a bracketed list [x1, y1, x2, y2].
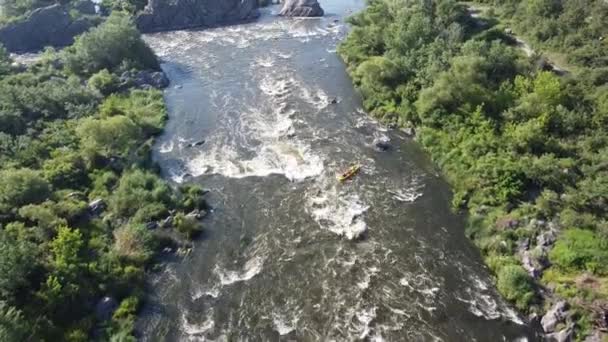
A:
[140, 1, 539, 340]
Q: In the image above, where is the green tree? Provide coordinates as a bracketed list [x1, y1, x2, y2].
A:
[0, 168, 51, 213]
[0, 231, 35, 301]
[63, 13, 159, 76]
[76, 115, 141, 159]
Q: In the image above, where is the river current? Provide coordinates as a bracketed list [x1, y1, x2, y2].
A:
[140, 1, 539, 340]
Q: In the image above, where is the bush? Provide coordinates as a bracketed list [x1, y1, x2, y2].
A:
[0, 232, 35, 301]
[0, 168, 51, 213]
[110, 169, 172, 218]
[87, 69, 120, 96]
[113, 224, 154, 263]
[496, 264, 536, 310]
[173, 212, 201, 239]
[549, 229, 608, 274]
[63, 13, 159, 76]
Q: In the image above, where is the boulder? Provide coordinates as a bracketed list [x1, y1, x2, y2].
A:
[373, 136, 391, 151]
[546, 326, 574, 342]
[584, 331, 607, 342]
[136, 0, 259, 33]
[186, 209, 207, 220]
[161, 216, 173, 228]
[0, 4, 99, 53]
[541, 300, 569, 333]
[279, 0, 324, 17]
[74, 0, 97, 15]
[537, 229, 558, 248]
[88, 199, 106, 216]
[95, 296, 118, 321]
[146, 221, 159, 230]
[188, 140, 206, 147]
[120, 70, 170, 90]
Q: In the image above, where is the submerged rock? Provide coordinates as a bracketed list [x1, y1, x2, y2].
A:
[188, 140, 206, 147]
[279, 0, 324, 17]
[0, 4, 99, 53]
[373, 137, 391, 151]
[136, 0, 259, 33]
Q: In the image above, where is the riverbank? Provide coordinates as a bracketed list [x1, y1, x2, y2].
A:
[339, 0, 608, 340]
[0, 14, 210, 340]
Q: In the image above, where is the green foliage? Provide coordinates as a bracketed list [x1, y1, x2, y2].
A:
[110, 169, 172, 218]
[77, 115, 141, 159]
[63, 13, 159, 76]
[340, 0, 608, 323]
[173, 212, 202, 239]
[113, 224, 154, 263]
[0, 168, 50, 213]
[88, 69, 120, 96]
[0, 12, 205, 340]
[549, 229, 608, 274]
[496, 264, 536, 310]
[99, 89, 167, 135]
[0, 231, 35, 301]
[0, 301, 29, 342]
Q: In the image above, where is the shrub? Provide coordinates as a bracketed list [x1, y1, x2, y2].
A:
[549, 229, 608, 274]
[87, 69, 120, 96]
[0, 168, 51, 213]
[173, 212, 201, 239]
[113, 224, 154, 263]
[496, 264, 536, 310]
[63, 13, 159, 76]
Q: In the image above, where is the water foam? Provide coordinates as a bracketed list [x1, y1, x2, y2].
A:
[215, 255, 265, 286]
[159, 140, 174, 153]
[307, 191, 369, 240]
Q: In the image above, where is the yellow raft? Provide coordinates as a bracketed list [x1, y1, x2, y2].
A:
[337, 164, 361, 182]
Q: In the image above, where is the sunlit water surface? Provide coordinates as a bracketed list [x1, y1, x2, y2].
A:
[139, 1, 539, 340]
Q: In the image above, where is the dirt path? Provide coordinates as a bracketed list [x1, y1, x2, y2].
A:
[464, 3, 569, 75]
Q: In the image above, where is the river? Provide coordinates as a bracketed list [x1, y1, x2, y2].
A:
[139, 1, 539, 340]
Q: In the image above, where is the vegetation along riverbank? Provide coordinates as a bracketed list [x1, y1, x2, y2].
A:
[339, 0, 608, 340]
[0, 11, 209, 342]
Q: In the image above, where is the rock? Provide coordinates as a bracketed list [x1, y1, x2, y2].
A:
[279, 0, 324, 17]
[136, 0, 259, 33]
[517, 237, 530, 252]
[161, 216, 173, 229]
[373, 137, 391, 151]
[95, 296, 118, 322]
[120, 70, 169, 90]
[504, 28, 513, 35]
[541, 300, 569, 333]
[496, 217, 519, 230]
[146, 221, 158, 230]
[537, 229, 558, 247]
[74, 0, 97, 15]
[88, 199, 106, 216]
[584, 330, 607, 342]
[186, 209, 208, 220]
[546, 326, 574, 342]
[0, 4, 99, 53]
[401, 127, 415, 136]
[189, 140, 206, 147]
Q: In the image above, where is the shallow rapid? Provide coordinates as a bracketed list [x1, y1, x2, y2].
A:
[140, 1, 539, 340]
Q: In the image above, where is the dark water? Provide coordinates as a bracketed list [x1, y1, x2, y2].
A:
[140, 1, 539, 340]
